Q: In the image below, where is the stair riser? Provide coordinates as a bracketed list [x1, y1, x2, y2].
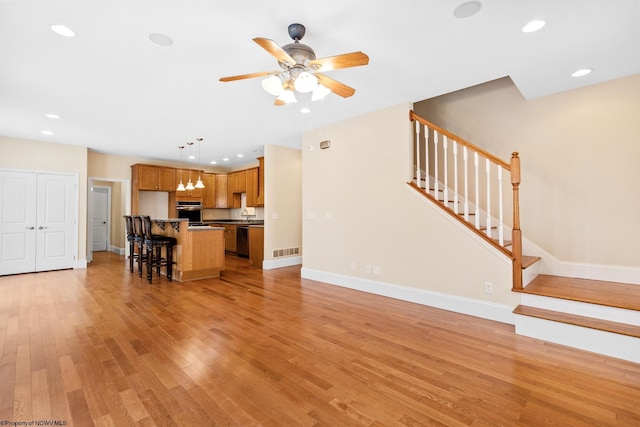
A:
[522, 263, 540, 287]
[515, 315, 640, 364]
[521, 294, 640, 326]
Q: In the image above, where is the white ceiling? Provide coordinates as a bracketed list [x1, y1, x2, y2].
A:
[1, 0, 639, 168]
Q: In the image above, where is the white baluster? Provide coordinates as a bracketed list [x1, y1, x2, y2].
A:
[425, 127, 430, 192]
[415, 121, 421, 188]
[464, 146, 469, 221]
[434, 131, 439, 197]
[453, 142, 459, 215]
[485, 158, 491, 237]
[474, 152, 479, 228]
[443, 136, 448, 206]
[498, 166, 504, 245]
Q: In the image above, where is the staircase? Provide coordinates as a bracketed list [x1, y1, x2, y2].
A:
[513, 275, 640, 363]
[409, 110, 640, 364]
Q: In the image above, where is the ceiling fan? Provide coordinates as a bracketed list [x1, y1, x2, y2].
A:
[219, 23, 369, 105]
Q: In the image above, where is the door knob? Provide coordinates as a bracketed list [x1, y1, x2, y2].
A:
[38, 226, 48, 230]
[103, 221, 107, 224]
[25, 226, 35, 230]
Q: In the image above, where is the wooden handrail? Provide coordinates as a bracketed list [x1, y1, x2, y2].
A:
[410, 110, 510, 170]
[410, 110, 523, 290]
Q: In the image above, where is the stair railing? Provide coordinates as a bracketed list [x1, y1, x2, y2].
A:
[409, 110, 523, 289]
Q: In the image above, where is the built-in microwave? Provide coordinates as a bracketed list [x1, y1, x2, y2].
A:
[176, 201, 202, 223]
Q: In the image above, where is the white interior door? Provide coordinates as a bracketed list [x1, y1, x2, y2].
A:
[0, 171, 37, 275]
[91, 187, 109, 252]
[35, 173, 76, 272]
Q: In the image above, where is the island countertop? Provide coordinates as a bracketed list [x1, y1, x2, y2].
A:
[151, 218, 225, 281]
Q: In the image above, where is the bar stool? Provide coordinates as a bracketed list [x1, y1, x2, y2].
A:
[141, 215, 177, 283]
[132, 215, 146, 277]
[123, 215, 137, 272]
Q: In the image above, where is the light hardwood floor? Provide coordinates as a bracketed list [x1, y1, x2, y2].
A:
[0, 252, 639, 426]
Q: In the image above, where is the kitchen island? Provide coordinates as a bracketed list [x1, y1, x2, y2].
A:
[151, 218, 225, 281]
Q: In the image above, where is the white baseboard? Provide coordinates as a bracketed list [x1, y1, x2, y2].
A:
[111, 246, 125, 256]
[263, 256, 302, 270]
[75, 259, 87, 269]
[523, 238, 640, 285]
[301, 267, 515, 325]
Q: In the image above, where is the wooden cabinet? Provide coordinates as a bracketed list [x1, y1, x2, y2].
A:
[202, 173, 217, 208]
[223, 224, 237, 253]
[249, 226, 264, 268]
[246, 167, 258, 207]
[215, 174, 228, 208]
[227, 170, 247, 208]
[256, 156, 264, 207]
[133, 164, 176, 191]
[175, 169, 204, 198]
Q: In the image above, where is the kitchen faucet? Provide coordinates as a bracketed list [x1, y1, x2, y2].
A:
[240, 209, 249, 222]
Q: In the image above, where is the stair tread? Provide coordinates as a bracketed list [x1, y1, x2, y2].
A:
[515, 274, 640, 312]
[513, 305, 640, 339]
[521, 255, 541, 269]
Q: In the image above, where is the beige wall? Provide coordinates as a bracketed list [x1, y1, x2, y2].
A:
[415, 75, 640, 267]
[263, 144, 302, 262]
[302, 103, 515, 305]
[0, 136, 88, 261]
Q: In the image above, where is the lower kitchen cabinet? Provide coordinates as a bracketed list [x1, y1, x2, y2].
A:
[248, 226, 264, 268]
[223, 224, 237, 253]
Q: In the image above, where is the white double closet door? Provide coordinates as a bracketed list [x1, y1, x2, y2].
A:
[0, 170, 77, 275]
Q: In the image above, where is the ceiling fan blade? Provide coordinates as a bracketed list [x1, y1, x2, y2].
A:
[219, 70, 279, 82]
[308, 51, 369, 72]
[253, 37, 296, 66]
[315, 73, 356, 98]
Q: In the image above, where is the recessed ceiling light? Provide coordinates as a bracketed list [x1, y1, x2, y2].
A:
[45, 113, 60, 119]
[188, 155, 195, 160]
[210, 161, 217, 165]
[223, 158, 229, 162]
[50, 25, 76, 38]
[148, 33, 173, 46]
[300, 107, 311, 114]
[522, 19, 546, 33]
[453, 1, 482, 19]
[42, 130, 53, 135]
[237, 154, 244, 158]
[572, 68, 592, 77]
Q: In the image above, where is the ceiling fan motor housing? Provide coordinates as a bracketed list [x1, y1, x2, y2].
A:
[281, 42, 316, 67]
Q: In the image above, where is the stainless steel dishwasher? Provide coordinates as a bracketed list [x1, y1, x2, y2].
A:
[236, 225, 249, 258]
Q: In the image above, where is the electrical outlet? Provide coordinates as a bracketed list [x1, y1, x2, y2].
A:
[365, 265, 371, 274]
[484, 282, 494, 294]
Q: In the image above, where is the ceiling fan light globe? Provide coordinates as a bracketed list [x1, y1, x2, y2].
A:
[294, 72, 318, 93]
[311, 84, 331, 101]
[277, 89, 297, 104]
[262, 75, 283, 96]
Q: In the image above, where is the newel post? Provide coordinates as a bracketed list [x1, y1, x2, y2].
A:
[511, 152, 523, 290]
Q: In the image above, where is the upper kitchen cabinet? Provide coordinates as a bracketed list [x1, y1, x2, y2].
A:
[226, 170, 246, 208]
[256, 157, 264, 207]
[246, 167, 258, 207]
[215, 174, 228, 208]
[202, 173, 217, 208]
[133, 164, 176, 191]
[175, 169, 204, 198]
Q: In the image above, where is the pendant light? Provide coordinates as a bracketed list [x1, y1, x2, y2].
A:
[185, 142, 195, 191]
[176, 145, 186, 191]
[195, 137, 205, 189]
